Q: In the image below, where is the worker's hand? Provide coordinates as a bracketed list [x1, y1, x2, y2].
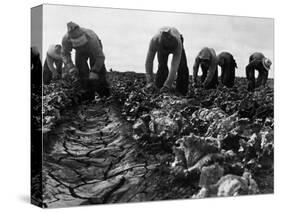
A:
[89, 72, 99, 80]
[160, 85, 170, 94]
[69, 67, 79, 82]
[145, 82, 157, 93]
[69, 67, 79, 80]
[52, 71, 59, 80]
[69, 66, 78, 75]
[146, 82, 154, 88]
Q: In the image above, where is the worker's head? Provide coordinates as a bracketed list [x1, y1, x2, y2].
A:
[199, 48, 212, 67]
[159, 30, 178, 51]
[67, 22, 88, 47]
[54, 44, 62, 55]
[262, 58, 272, 71]
[47, 44, 62, 60]
[200, 58, 211, 67]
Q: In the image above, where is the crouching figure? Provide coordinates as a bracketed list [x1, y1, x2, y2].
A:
[145, 26, 189, 95]
[246, 52, 272, 91]
[61, 22, 110, 98]
[217, 52, 237, 88]
[193, 47, 218, 89]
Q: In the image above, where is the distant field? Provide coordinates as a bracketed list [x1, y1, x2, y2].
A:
[108, 70, 274, 89]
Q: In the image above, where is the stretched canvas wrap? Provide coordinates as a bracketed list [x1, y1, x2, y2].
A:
[31, 4, 274, 208]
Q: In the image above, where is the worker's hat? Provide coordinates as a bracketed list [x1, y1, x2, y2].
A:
[47, 44, 62, 60]
[262, 58, 272, 71]
[67, 22, 88, 47]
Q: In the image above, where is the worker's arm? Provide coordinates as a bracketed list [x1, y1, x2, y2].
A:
[163, 43, 182, 88]
[145, 38, 157, 84]
[89, 39, 105, 73]
[84, 29, 105, 73]
[46, 55, 58, 77]
[203, 59, 217, 86]
[193, 56, 200, 85]
[61, 35, 74, 67]
[203, 50, 218, 86]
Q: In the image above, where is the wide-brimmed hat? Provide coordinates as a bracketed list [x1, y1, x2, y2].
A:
[67, 22, 88, 47]
[47, 44, 62, 60]
[262, 58, 272, 71]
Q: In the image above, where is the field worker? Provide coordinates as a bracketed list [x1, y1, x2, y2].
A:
[193, 47, 218, 89]
[62, 22, 110, 98]
[31, 46, 42, 83]
[217, 52, 237, 88]
[43, 44, 63, 85]
[31, 46, 41, 73]
[145, 26, 189, 95]
[246, 52, 272, 91]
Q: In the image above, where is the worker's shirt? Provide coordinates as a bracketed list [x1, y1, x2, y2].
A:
[46, 45, 62, 74]
[145, 26, 182, 88]
[193, 47, 217, 85]
[62, 28, 105, 72]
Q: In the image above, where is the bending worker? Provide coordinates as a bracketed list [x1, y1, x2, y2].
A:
[193, 47, 218, 89]
[145, 26, 189, 95]
[61, 22, 110, 98]
[31, 46, 42, 84]
[217, 52, 237, 88]
[246, 52, 272, 91]
[43, 44, 63, 85]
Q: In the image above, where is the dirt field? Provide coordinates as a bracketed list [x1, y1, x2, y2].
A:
[35, 71, 274, 207]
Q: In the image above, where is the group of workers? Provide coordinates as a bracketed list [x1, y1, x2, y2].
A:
[41, 23, 272, 99]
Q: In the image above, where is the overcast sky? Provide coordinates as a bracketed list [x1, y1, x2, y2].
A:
[42, 4, 274, 78]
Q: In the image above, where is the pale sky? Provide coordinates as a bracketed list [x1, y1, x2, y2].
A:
[42, 4, 274, 78]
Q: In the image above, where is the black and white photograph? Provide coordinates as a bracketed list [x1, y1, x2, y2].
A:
[31, 3, 274, 208]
